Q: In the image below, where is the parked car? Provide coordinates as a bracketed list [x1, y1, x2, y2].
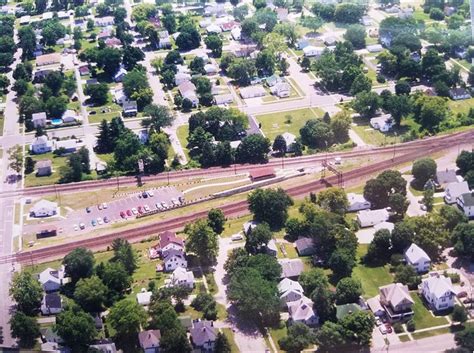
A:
[73, 224, 79, 231]
[98, 204, 103, 210]
[86, 207, 91, 213]
[126, 209, 132, 217]
[142, 191, 148, 198]
[102, 202, 108, 209]
[137, 206, 144, 214]
[120, 211, 126, 218]
[379, 325, 387, 334]
[79, 223, 85, 230]
[161, 201, 168, 209]
[147, 190, 154, 197]
[156, 203, 163, 210]
[132, 207, 138, 215]
[104, 216, 110, 223]
[91, 219, 97, 226]
[171, 198, 180, 206]
[376, 319, 382, 326]
[97, 217, 103, 225]
[144, 204, 150, 212]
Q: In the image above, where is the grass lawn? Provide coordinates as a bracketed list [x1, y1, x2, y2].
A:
[0, 115, 4, 135]
[176, 125, 190, 160]
[221, 328, 240, 353]
[351, 116, 417, 146]
[398, 334, 412, 342]
[352, 244, 393, 298]
[24, 152, 69, 187]
[411, 327, 451, 340]
[87, 102, 122, 124]
[256, 108, 324, 141]
[269, 324, 287, 353]
[449, 97, 474, 116]
[283, 243, 298, 259]
[205, 273, 218, 294]
[413, 9, 430, 21]
[220, 214, 252, 238]
[412, 294, 449, 330]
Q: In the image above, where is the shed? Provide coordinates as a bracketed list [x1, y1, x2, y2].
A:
[249, 167, 276, 181]
[295, 237, 316, 256]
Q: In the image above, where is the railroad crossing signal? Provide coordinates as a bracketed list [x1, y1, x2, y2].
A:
[320, 160, 343, 188]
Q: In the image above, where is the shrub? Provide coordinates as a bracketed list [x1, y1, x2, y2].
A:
[406, 319, 415, 332]
[393, 322, 404, 333]
[376, 74, 386, 83]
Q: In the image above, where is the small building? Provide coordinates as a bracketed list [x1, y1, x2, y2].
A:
[265, 239, 278, 257]
[169, 267, 195, 289]
[190, 321, 217, 352]
[139, 330, 161, 353]
[356, 208, 390, 228]
[231, 27, 241, 41]
[179, 81, 199, 107]
[113, 87, 128, 105]
[404, 243, 431, 273]
[457, 192, 474, 218]
[398, 7, 413, 19]
[53, 139, 77, 153]
[206, 24, 222, 34]
[276, 7, 289, 21]
[78, 65, 90, 76]
[324, 35, 337, 46]
[281, 132, 296, 152]
[32, 112, 48, 128]
[62, 110, 78, 123]
[243, 220, 258, 235]
[34, 69, 53, 83]
[336, 303, 362, 321]
[157, 231, 185, 256]
[95, 16, 115, 27]
[30, 199, 57, 218]
[97, 29, 112, 41]
[270, 82, 291, 98]
[90, 340, 117, 353]
[379, 283, 414, 321]
[123, 101, 138, 117]
[303, 46, 325, 57]
[370, 115, 394, 132]
[105, 37, 122, 48]
[361, 15, 372, 26]
[421, 274, 456, 312]
[240, 85, 266, 99]
[113, 67, 127, 83]
[136, 288, 152, 306]
[214, 94, 233, 106]
[295, 237, 315, 256]
[367, 44, 383, 53]
[436, 169, 459, 187]
[38, 267, 66, 292]
[287, 296, 319, 327]
[41, 293, 62, 315]
[220, 21, 239, 32]
[278, 278, 304, 307]
[36, 53, 61, 67]
[36, 160, 53, 177]
[30, 135, 53, 154]
[279, 259, 304, 279]
[249, 167, 276, 181]
[347, 193, 371, 212]
[19, 15, 31, 25]
[296, 38, 309, 50]
[445, 181, 470, 204]
[449, 88, 471, 101]
[163, 249, 187, 272]
[204, 64, 218, 75]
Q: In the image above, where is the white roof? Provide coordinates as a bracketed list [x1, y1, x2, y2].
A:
[374, 221, 394, 232]
[405, 243, 430, 264]
[357, 208, 389, 225]
[380, 283, 414, 307]
[303, 46, 324, 55]
[54, 139, 77, 150]
[171, 267, 194, 283]
[267, 239, 278, 253]
[206, 24, 222, 33]
[281, 132, 296, 146]
[446, 181, 470, 198]
[204, 64, 218, 73]
[38, 267, 64, 285]
[136, 290, 152, 305]
[422, 275, 456, 299]
[370, 115, 393, 128]
[32, 135, 50, 145]
[288, 296, 316, 321]
[278, 278, 303, 295]
[32, 112, 47, 121]
[31, 199, 57, 213]
[348, 193, 368, 204]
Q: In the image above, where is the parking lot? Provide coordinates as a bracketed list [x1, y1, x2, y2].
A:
[25, 187, 185, 239]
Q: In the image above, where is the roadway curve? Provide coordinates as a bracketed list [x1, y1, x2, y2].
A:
[2, 129, 472, 199]
[2, 129, 466, 265]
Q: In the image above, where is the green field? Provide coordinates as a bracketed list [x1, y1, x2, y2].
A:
[25, 152, 69, 187]
[412, 294, 449, 330]
[176, 124, 190, 160]
[0, 115, 4, 136]
[449, 97, 474, 116]
[256, 108, 324, 141]
[351, 116, 419, 146]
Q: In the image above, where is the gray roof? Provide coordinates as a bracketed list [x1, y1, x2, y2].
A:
[405, 243, 430, 264]
[459, 192, 474, 207]
[436, 169, 458, 185]
[279, 259, 304, 278]
[380, 283, 414, 307]
[37, 159, 52, 168]
[32, 112, 47, 121]
[163, 249, 185, 261]
[44, 293, 62, 309]
[190, 321, 217, 347]
[139, 330, 161, 349]
[123, 101, 137, 111]
[295, 237, 314, 253]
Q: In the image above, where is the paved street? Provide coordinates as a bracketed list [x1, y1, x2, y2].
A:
[371, 332, 456, 353]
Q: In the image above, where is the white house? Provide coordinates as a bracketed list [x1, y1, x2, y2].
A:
[113, 67, 127, 83]
[457, 192, 474, 218]
[38, 267, 66, 292]
[367, 44, 383, 53]
[421, 275, 456, 311]
[231, 27, 241, 40]
[61, 110, 78, 123]
[178, 81, 199, 107]
[139, 330, 161, 353]
[169, 267, 195, 289]
[404, 243, 431, 273]
[374, 221, 395, 233]
[278, 278, 304, 307]
[53, 139, 77, 153]
[113, 87, 128, 105]
[158, 31, 172, 49]
[30, 199, 58, 218]
[95, 16, 115, 27]
[303, 46, 325, 57]
[136, 288, 152, 306]
[214, 94, 233, 106]
[206, 24, 222, 34]
[370, 115, 394, 132]
[175, 72, 191, 86]
[287, 296, 319, 326]
[444, 181, 470, 204]
[240, 85, 266, 99]
[41, 293, 62, 315]
[271, 82, 290, 98]
[204, 64, 219, 75]
[347, 193, 371, 212]
[30, 135, 53, 154]
[356, 208, 390, 227]
[32, 112, 47, 128]
[281, 132, 296, 152]
[163, 249, 187, 272]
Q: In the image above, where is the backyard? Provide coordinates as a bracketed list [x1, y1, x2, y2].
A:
[351, 116, 418, 146]
[24, 152, 69, 187]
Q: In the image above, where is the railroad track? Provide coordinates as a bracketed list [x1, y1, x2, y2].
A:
[1, 133, 458, 265]
[2, 129, 471, 198]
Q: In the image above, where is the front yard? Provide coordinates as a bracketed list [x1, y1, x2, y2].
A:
[411, 294, 449, 330]
[24, 152, 68, 187]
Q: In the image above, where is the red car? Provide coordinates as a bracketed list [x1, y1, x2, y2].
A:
[385, 323, 392, 333]
[120, 211, 126, 218]
[126, 209, 132, 216]
[137, 206, 144, 214]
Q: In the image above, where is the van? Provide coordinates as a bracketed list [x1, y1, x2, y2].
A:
[231, 234, 244, 241]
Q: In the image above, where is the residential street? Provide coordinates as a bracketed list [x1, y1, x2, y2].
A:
[371, 332, 456, 353]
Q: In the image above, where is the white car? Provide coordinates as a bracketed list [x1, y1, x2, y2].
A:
[132, 207, 138, 215]
[171, 198, 180, 206]
[156, 203, 163, 210]
[97, 217, 103, 225]
[376, 319, 382, 326]
[147, 190, 154, 197]
[102, 202, 108, 209]
[79, 223, 85, 230]
[144, 204, 150, 212]
[161, 201, 168, 209]
[379, 325, 387, 335]
[73, 224, 79, 231]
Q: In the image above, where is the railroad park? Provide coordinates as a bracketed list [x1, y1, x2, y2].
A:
[2, 0, 474, 352]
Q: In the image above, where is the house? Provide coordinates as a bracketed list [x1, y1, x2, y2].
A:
[347, 193, 371, 212]
[457, 192, 474, 218]
[139, 330, 161, 353]
[324, 35, 337, 46]
[278, 278, 304, 306]
[240, 85, 266, 99]
[53, 139, 77, 153]
[178, 81, 199, 107]
[41, 293, 62, 315]
[113, 87, 128, 105]
[370, 115, 394, 132]
[190, 320, 217, 352]
[421, 274, 456, 311]
[367, 44, 383, 53]
[157, 231, 185, 256]
[175, 72, 191, 86]
[231, 27, 241, 41]
[436, 169, 459, 187]
[204, 64, 218, 75]
[206, 24, 222, 34]
[404, 243, 431, 273]
[30, 199, 58, 218]
[220, 21, 239, 32]
[243, 220, 258, 235]
[279, 259, 304, 279]
[303, 46, 325, 57]
[86, 79, 99, 85]
[169, 267, 195, 288]
[41, 327, 63, 344]
[158, 31, 172, 49]
[296, 38, 309, 50]
[287, 296, 319, 326]
[34, 69, 53, 82]
[95, 16, 115, 27]
[281, 132, 296, 152]
[295, 237, 316, 256]
[62, 110, 78, 123]
[449, 88, 471, 101]
[57, 10, 69, 19]
[249, 167, 276, 181]
[37, 160, 53, 177]
[90, 340, 117, 353]
[105, 37, 122, 48]
[271, 82, 291, 98]
[356, 208, 390, 227]
[214, 94, 233, 106]
[97, 29, 112, 41]
[38, 267, 66, 292]
[232, 45, 258, 57]
[113, 67, 127, 82]
[78, 65, 90, 76]
[204, 3, 226, 17]
[30, 135, 53, 154]
[19, 15, 30, 25]
[265, 74, 282, 87]
[136, 288, 152, 306]
[36, 53, 61, 67]
[163, 249, 187, 272]
[444, 181, 470, 204]
[379, 283, 414, 321]
[336, 303, 362, 320]
[123, 101, 138, 117]
[265, 239, 278, 257]
[276, 7, 289, 21]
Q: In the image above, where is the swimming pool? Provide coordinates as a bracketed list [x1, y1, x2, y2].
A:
[51, 118, 63, 125]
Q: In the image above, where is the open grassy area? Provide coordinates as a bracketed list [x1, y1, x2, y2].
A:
[256, 108, 324, 141]
[351, 116, 417, 146]
[411, 326, 451, 340]
[269, 324, 287, 353]
[283, 243, 298, 259]
[24, 152, 69, 187]
[176, 125, 190, 160]
[87, 102, 122, 124]
[221, 328, 240, 353]
[352, 244, 393, 298]
[449, 97, 474, 116]
[412, 294, 449, 330]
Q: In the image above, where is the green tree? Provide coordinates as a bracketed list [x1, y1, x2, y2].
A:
[9, 311, 40, 348]
[55, 305, 97, 352]
[111, 238, 137, 275]
[300, 16, 323, 33]
[422, 188, 434, 212]
[248, 188, 293, 229]
[273, 134, 287, 155]
[299, 119, 334, 149]
[227, 58, 256, 86]
[456, 150, 474, 175]
[340, 310, 375, 346]
[256, 49, 276, 75]
[352, 91, 380, 118]
[315, 321, 348, 352]
[335, 278, 362, 304]
[363, 170, 407, 209]
[394, 264, 420, 288]
[215, 332, 231, 353]
[245, 222, 272, 254]
[185, 219, 219, 265]
[344, 24, 366, 49]
[350, 73, 372, 96]
[9, 272, 42, 315]
[142, 104, 174, 132]
[85, 83, 109, 105]
[334, 3, 365, 23]
[63, 247, 95, 284]
[330, 110, 352, 143]
[24, 156, 36, 174]
[204, 34, 223, 57]
[99, 261, 131, 299]
[279, 322, 316, 353]
[455, 327, 474, 351]
[365, 229, 392, 265]
[74, 276, 108, 313]
[317, 187, 349, 215]
[452, 305, 468, 325]
[412, 158, 437, 189]
[388, 193, 409, 220]
[328, 249, 356, 280]
[18, 26, 37, 59]
[412, 95, 448, 132]
[452, 224, 474, 259]
[439, 205, 468, 232]
[235, 134, 271, 164]
[108, 299, 147, 348]
[207, 208, 226, 234]
[7, 145, 23, 174]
